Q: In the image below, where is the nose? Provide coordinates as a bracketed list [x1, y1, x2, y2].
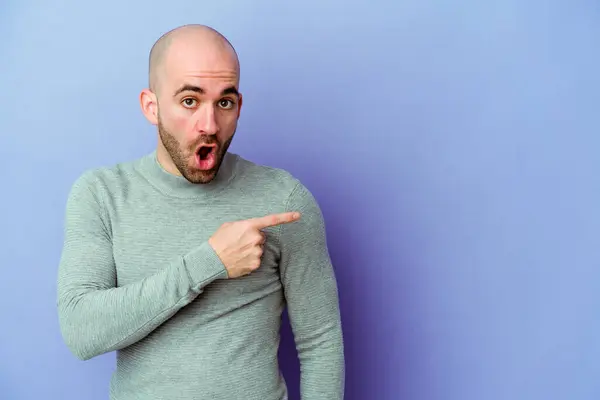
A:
[193, 103, 219, 136]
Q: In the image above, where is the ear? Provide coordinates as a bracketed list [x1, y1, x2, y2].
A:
[140, 88, 158, 125]
[237, 93, 243, 119]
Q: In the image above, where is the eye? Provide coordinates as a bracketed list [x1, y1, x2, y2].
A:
[182, 98, 197, 108]
[218, 99, 235, 109]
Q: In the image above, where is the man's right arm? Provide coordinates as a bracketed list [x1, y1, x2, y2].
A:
[56, 172, 228, 361]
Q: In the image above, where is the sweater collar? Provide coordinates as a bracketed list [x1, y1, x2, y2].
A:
[138, 150, 238, 199]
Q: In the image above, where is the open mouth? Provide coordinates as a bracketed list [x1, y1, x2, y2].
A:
[195, 144, 217, 170]
[197, 145, 215, 160]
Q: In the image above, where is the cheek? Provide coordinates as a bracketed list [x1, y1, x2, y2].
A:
[172, 115, 190, 131]
[164, 109, 193, 134]
[217, 113, 238, 135]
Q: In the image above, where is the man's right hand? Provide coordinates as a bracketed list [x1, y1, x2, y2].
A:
[208, 212, 301, 278]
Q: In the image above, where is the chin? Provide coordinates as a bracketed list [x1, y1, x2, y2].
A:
[188, 159, 222, 184]
[184, 170, 217, 184]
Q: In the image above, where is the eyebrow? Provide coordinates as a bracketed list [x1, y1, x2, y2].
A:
[174, 84, 239, 98]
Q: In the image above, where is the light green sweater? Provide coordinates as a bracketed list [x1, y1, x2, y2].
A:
[56, 150, 345, 400]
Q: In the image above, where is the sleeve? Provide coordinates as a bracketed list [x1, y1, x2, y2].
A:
[56, 171, 228, 361]
[278, 181, 345, 400]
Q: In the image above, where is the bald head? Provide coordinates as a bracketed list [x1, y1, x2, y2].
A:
[148, 24, 239, 93]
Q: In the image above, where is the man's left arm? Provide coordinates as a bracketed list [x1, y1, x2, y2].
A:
[278, 180, 345, 400]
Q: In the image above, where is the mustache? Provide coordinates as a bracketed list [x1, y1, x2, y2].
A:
[191, 137, 220, 150]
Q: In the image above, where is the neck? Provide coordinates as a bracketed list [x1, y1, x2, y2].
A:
[155, 146, 183, 177]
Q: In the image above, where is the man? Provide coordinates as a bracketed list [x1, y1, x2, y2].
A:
[56, 24, 345, 400]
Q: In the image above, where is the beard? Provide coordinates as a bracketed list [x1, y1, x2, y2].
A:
[157, 118, 235, 184]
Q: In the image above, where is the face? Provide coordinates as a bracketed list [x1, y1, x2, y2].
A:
[140, 38, 242, 184]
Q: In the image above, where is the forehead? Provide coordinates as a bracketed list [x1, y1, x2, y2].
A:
[161, 40, 239, 92]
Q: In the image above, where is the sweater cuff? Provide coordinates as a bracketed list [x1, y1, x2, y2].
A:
[183, 241, 229, 290]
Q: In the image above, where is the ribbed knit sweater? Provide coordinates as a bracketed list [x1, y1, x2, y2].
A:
[56, 150, 345, 400]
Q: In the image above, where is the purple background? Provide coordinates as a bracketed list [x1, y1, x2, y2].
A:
[1, 1, 599, 399]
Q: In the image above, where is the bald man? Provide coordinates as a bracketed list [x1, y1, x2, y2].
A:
[56, 24, 345, 400]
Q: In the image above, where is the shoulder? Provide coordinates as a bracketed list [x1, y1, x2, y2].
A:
[66, 154, 146, 204]
[231, 153, 322, 217]
[233, 154, 299, 190]
[232, 153, 317, 205]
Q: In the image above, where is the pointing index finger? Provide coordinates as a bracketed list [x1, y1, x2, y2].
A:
[248, 212, 301, 229]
